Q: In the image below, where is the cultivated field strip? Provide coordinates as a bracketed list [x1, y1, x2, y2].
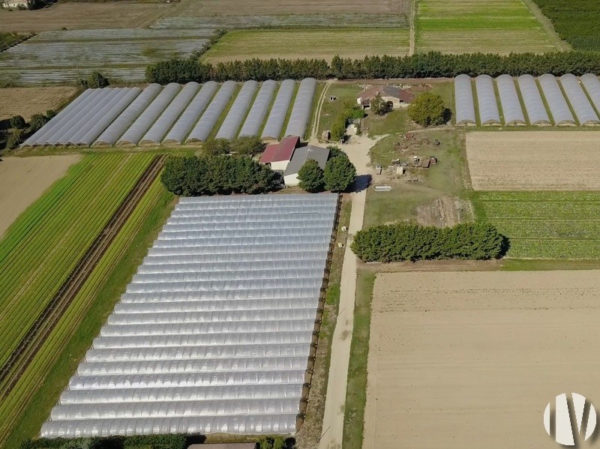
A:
[41, 194, 338, 437]
[455, 73, 600, 126]
[0, 156, 165, 400]
[0, 29, 211, 85]
[0, 154, 155, 369]
[25, 79, 317, 148]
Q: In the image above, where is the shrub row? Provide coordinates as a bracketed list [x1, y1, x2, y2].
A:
[21, 434, 193, 449]
[351, 223, 506, 262]
[161, 155, 281, 196]
[146, 51, 600, 84]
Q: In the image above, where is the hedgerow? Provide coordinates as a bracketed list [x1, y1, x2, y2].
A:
[351, 223, 506, 262]
[146, 51, 600, 84]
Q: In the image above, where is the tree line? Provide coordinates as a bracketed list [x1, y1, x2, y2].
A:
[351, 223, 507, 262]
[146, 51, 600, 84]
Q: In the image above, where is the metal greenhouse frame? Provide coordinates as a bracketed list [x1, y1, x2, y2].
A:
[41, 194, 338, 439]
[239, 80, 277, 138]
[539, 74, 576, 126]
[454, 75, 476, 126]
[215, 80, 258, 140]
[496, 75, 525, 126]
[559, 74, 600, 126]
[186, 81, 237, 142]
[261, 80, 295, 140]
[284, 78, 316, 138]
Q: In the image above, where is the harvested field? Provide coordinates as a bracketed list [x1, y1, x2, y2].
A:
[467, 132, 600, 191]
[365, 270, 600, 449]
[202, 29, 409, 63]
[416, 0, 559, 53]
[0, 155, 80, 237]
[0, 2, 178, 33]
[0, 87, 78, 121]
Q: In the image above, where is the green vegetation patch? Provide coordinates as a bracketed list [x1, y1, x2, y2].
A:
[0, 153, 154, 370]
[1, 176, 174, 448]
[474, 191, 600, 259]
[416, 0, 558, 54]
[531, 0, 600, 50]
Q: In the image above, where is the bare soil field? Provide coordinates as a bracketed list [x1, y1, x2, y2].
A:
[467, 131, 600, 190]
[0, 2, 179, 32]
[364, 270, 600, 449]
[0, 87, 77, 121]
[0, 155, 80, 236]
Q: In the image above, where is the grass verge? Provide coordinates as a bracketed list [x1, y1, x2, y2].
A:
[341, 269, 376, 449]
[1, 178, 175, 449]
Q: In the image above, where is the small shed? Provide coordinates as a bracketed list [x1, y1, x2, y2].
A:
[283, 144, 330, 187]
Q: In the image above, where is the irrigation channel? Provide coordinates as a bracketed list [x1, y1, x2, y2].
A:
[0, 155, 166, 400]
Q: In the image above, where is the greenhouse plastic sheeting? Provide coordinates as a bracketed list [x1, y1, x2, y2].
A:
[187, 81, 236, 142]
[581, 73, 600, 114]
[239, 80, 276, 137]
[42, 194, 338, 438]
[215, 80, 258, 140]
[139, 82, 201, 144]
[284, 78, 316, 138]
[559, 74, 600, 125]
[454, 75, 476, 125]
[496, 75, 525, 125]
[517, 75, 551, 125]
[163, 81, 218, 144]
[262, 80, 295, 140]
[539, 74, 575, 126]
[475, 75, 500, 125]
[22, 89, 95, 146]
[94, 84, 162, 146]
[117, 83, 181, 145]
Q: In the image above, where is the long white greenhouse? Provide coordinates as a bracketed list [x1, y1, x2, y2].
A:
[454, 73, 600, 127]
[23, 78, 316, 148]
[41, 194, 338, 438]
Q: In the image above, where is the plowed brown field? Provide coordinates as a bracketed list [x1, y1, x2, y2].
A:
[364, 270, 600, 449]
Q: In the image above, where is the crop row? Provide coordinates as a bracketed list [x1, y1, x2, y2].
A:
[0, 177, 173, 448]
[0, 154, 154, 368]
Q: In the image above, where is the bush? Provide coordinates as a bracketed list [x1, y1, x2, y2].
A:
[370, 93, 391, 115]
[29, 113, 48, 132]
[6, 129, 24, 149]
[408, 92, 447, 127]
[298, 159, 325, 192]
[85, 71, 109, 88]
[230, 135, 265, 155]
[161, 155, 281, 196]
[324, 155, 356, 192]
[351, 222, 506, 262]
[9, 115, 26, 129]
[203, 138, 231, 156]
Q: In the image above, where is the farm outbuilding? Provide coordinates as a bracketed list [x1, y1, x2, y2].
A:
[357, 85, 414, 109]
[259, 135, 300, 172]
[24, 78, 317, 148]
[40, 194, 338, 438]
[454, 75, 476, 126]
[283, 144, 329, 187]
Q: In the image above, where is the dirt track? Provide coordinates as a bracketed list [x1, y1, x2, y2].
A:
[365, 270, 600, 449]
[0, 155, 80, 237]
[467, 131, 600, 190]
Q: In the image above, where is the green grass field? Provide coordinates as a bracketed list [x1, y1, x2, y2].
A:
[0, 175, 175, 448]
[0, 153, 153, 370]
[416, 0, 559, 54]
[474, 191, 600, 259]
[203, 28, 409, 63]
